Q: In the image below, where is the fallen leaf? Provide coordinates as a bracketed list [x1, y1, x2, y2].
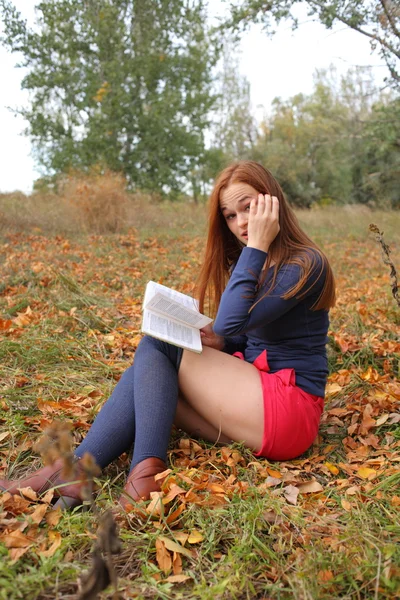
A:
[298, 480, 323, 494]
[359, 404, 376, 436]
[324, 462, 339, 475]
[164, 574, 191, 583]
[146, 492, 164, 516]
[9, 547, 31, 562]
[188, 530, 204, 544]
[266, 467, 282, 479]
[0, 318, 12, 331]
[28, 503, 48, 524]
[376, 414, 389, 426]
[166, 503, 186, 525]
[172, 551, 183, 575]
[155, 538, 172, 574]
[357, 467, 377, 480]
[265, 476, 282, 487]
[0, 431, 10, 443]
[326, 383, 342, 396]
[18, 487, 38, 501]
[341, 499, 352, 512]
[158, 535, 193, 559]
[46, 508, 61, 527]
[39, 531, 62, 558]
[283, 485, 299, 505]
[318, 569, 334, 582]
[2, 530, 33, 549]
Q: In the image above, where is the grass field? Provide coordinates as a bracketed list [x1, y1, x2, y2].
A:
[0, 201, 399, 600]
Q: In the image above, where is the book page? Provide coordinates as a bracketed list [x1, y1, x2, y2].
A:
[146, 293, 212, 329]
[142, 308, 202, 353]
[144, 280, 201, 311]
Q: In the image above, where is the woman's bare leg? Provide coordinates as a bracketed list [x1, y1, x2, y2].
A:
[178, 347, 264, 452]
[174, 397, 233, 444]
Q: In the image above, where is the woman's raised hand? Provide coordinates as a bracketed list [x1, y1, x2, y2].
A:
[200, 323, 224, 351]
[247, 194, 280, 254]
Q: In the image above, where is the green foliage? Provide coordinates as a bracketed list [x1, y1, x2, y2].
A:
[251, 67, 400, 207]
[0, 0, 218, 195]
[225, 0, 400, 89]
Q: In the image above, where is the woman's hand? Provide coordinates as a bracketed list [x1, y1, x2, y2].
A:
[247, 194, 280, 254]
[200, 323, 224, 351]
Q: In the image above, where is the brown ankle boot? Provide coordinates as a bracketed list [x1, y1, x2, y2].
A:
[119, 457, 168, 511]
[0, 458, 89, 510]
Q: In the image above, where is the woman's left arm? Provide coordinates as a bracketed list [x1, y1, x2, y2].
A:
[213, 247, 324, 337]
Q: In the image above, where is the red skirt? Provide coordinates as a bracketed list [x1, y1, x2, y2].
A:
[233, 350, 324, 461]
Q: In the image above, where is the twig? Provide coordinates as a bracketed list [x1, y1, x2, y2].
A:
[369, 224, 400, 308]
[35, 423, 122, 600]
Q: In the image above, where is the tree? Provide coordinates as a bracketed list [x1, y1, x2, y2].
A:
[225, 0, 400, 89]
[0, 0, 218, 195]
[253, 66, 398, 207]
[211, 38, 259, 162]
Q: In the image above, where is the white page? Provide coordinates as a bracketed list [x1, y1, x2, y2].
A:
[142, 308, 202, 353]
[146, 292, 212, 329]
[144, 280, 201, 311]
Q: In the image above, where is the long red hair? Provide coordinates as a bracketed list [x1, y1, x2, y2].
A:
[196, 161, 336, 316]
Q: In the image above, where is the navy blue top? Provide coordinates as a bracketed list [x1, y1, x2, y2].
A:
[213, 246, 329, 397]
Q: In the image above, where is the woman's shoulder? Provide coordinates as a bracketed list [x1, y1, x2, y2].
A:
[287, 247, 327, 273]
[274, 248, 327, 289]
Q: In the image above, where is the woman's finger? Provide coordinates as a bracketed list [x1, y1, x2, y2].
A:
[257, 194, 265, 214]
[264, 194, 272, 213]
[250, 197, 257, 216]
[271, 195, 279, 220]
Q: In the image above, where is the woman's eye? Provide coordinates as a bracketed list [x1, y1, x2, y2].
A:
[226, 214, 235, 221]
[245, 205, 250, 211]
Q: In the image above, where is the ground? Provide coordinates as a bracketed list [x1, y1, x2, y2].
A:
[0, 204, 399, 599]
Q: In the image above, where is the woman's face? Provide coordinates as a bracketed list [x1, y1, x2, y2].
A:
[219, 182, 258, 245]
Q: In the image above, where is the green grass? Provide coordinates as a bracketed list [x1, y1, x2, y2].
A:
[0, 204, 399, 599]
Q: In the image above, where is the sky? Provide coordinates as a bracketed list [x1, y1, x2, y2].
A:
[0, 1, 389, 194]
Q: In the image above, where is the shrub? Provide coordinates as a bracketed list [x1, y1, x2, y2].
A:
[59, 169, 129, 234]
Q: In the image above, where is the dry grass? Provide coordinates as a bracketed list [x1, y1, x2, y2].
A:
[0, 171, 206, 237]
[0, 202, 399, 599]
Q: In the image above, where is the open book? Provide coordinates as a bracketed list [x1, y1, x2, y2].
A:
[142, 281, 213, 353]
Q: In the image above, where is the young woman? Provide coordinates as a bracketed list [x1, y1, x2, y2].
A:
[0, 161, 335, 510]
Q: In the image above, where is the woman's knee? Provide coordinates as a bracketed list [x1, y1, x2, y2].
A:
[136, 335, 183, 371]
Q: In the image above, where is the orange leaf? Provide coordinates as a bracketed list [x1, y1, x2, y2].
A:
[187, 529, 204, 544]
[158, 536, 193, 559]
[162, 484, 187, 504]
[28, 504, 48, 524]
[2, 530, 33, 549]
[172, 551, 183, 575]
[266, 467, 282, 478]
[326, 383, 342, 396]
[155, 539, 172, 574]
[357, 467, 377, 480]
[166, 503, 186, 525]
[318, 569, 334, 582]
[324, 462, 339, 475]
[164, 574, 191, 584]
[0, 318, 12, 331]
[39, 531, 62, 558]
[146, 491, 164, 517]
[46, 508, 61, 527]
[341, 499, 352, 512]
[359, 404, 376, 436]
[9, 547, 31, 562]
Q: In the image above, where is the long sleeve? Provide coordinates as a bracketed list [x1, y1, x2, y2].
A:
[213, 246, 323, 337]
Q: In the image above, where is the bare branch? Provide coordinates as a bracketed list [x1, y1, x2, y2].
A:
[369, 224, 400, 308]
